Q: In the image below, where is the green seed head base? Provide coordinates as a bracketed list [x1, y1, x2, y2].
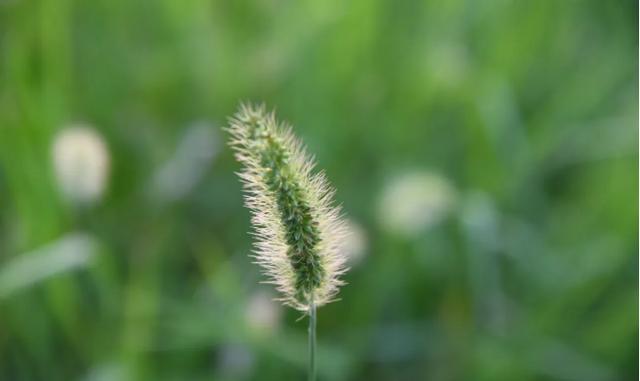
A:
[227, 104, 349, 311]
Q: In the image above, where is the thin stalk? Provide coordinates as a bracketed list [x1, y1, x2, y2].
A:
[308, 296, 317, 381]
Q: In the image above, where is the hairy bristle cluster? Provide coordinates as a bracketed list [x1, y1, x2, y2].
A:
[227, 104, 348, 311]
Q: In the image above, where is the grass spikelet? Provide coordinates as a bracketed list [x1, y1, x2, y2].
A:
[227, 103, 348, 312]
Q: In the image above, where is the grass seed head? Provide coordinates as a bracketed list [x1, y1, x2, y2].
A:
[227, 103, 349, 311]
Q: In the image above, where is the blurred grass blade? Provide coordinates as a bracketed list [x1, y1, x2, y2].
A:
[0, 233, 98, 300]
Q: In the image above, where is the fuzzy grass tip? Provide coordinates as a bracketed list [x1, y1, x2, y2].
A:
[227, 103, 348, 311]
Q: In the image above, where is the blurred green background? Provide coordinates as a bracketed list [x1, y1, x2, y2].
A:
[0, 0, 638, 380]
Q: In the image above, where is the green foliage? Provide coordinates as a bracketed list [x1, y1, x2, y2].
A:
[0, 0, 637, 381]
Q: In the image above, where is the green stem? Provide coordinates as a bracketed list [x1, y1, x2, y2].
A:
[308, 296, 317, 381]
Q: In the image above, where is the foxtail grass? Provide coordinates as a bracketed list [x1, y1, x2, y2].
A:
[227, 103, 349, 380]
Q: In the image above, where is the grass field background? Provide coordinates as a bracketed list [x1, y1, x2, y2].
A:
[0, 0, 638, 380]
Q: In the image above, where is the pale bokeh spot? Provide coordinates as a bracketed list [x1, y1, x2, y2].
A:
[52, 124, 110, 205]
[378, 171, 456, 236]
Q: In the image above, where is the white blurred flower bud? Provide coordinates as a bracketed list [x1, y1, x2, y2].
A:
[343, 219, 368, 266]
[377, 171, 456, 236]
[51, 125, 110, 205]
[244, 291, 282, 334]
